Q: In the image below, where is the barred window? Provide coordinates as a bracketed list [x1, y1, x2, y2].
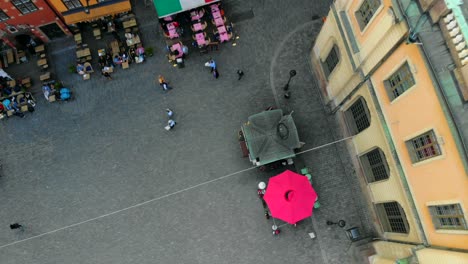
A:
[355, 0, 381, 30]
[322, 45, 339, 78]
[385, 62, 415, 101]
[345, 97, 371, 135]
[376, 202, 409, 234]
[0, 10, 9, 22]
[405, 130, 441, 163]
[12, 0, 38, 14]
[429, 204, 467, 230]
[360, 148, 389, 183]
[62, 0, 83, 10]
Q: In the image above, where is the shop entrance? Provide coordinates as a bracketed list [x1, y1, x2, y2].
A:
[39, 23, 66, 40]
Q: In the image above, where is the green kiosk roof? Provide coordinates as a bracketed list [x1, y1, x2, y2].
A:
[153, 0, 220, 18]
[242, 109, 301, 166]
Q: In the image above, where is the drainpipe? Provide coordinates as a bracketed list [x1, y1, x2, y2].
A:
[330, 33, 408, 114]
[366, 79, 429, 246]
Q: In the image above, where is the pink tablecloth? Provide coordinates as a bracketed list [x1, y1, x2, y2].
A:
[220, 32, 230, 42]
[193, 23, 202, 31]
[212, 11, 221, 19]
[210, 5, 219, 12]
[191, 10, 204, 21]
[171, 43, 184, 58]
[218, 25, 227, 34]
[169, 29, 179, 39]
[167, 23, 175, 30]
[195, 33, 206, 46]
[214, 17, 224, 26]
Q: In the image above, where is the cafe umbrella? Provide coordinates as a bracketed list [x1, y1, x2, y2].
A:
[263, 170, 317, 225]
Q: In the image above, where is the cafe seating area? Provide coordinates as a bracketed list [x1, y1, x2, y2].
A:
[160, 2, 236, 66]
[0, 76, 36, 118]
[71, 13, 147, 80]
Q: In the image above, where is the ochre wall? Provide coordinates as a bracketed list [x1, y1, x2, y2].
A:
[371, 43, 468, 250]
[47, 0, 131, 24]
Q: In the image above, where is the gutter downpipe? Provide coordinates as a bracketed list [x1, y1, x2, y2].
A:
[396, 0, 468, 173]
[328, 2, 429, 245]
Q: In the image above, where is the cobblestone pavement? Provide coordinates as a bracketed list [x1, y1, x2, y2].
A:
[0, 0, 376, 263]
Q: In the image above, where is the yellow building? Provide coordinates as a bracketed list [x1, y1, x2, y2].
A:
[46, 0, 131, 24]
[311, 0, 468, 262]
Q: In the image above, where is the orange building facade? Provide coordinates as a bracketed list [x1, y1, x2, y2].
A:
[0, 0, 70, 48]
[311, 0, 468, 262]
[46, 0, 131, 25]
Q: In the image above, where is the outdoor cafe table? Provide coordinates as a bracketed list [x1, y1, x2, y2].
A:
[170, 43, 184, 58]
[193, 22, 203, 31]
[210, 4, 219, 12]
[76, 48, 91, 59]
[37, 58, 47, 67]
[167, 22, 176, 30]
[212, 11, 221, 19]
[123, 18, 137, 29]
[110, 40, 120, 55]
[34, 45, 45, 53]
[190, 10, 204, 21]
[168, 28, 179, 39]
[195, 33, 206, 46]
[214, 17, 224, 27]
[126, 35, 141, 47]
[218, 25, 227, 34]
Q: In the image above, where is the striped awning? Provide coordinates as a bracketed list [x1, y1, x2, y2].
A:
[153, 0, 219, 18]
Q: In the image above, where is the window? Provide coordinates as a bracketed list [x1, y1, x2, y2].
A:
[322, 45, 339, 78]
[385, 62, 415, 101]
[62, 0, 83, 10]
[355, 0, 381, 30]
[360, 148, 389, 183]
[0, 10, 9, 22]
[429, 204, 467, 230]
[12, 0, 38, 14]
[345, 97, 371, 135]
[406, 130, 441, 163]
[376, 202, 409, 233]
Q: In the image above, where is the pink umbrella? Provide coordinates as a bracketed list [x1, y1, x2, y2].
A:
[263, 170, 317, 224]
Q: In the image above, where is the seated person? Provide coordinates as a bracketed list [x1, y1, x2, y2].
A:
[3, 86, 12, 95]
[0, 102, 5, 114]
[125, 32, 134, 40]
[113, 55, 123, 65]
[167, 51, 178, 61]
[76, 63, 85, 74]
[42, 84, 53, 100]
[98, 56, 106, 67]
[13, 85, 21, 93]
[136, 46, 145, 56]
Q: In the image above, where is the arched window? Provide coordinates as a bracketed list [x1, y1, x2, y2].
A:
[359, 148, 390, 183]
[321, 44, 339, 78]
[375, 202, 410, 234]
[344, 97, 371, 135]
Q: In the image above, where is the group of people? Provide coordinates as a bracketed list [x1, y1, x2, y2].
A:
[42, 82, 72, 101]
[0, 92, 35, 118]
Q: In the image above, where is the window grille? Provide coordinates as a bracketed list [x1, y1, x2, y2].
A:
[62, 0, 83, 10]
[385, 62, 415, 101]
[376, 202, 409, 234]
[345, 97, 371, 135]
[322, 45, 339, 78]
[0, 10, 9, 22]
[355, 0, 381, 30]
[360, 148, 389, 183]
[406, 130, 441, 163]
[429, 204, 467, 230]
[11, 0, 38, 14]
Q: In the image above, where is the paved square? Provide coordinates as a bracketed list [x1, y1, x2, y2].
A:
[0, 0, 375, 263]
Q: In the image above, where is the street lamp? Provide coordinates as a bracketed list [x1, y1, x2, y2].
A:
[283, 70, 297, 91]
[326, 219, 346, 228]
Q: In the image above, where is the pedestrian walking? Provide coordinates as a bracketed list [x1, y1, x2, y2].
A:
[165, 119, 177, 131]
[158, 75, 171, 91]
[166, 108, 173, 118]
[237, 70, 244, 80]
[10, 223, 23, 231]
[102, 70, 112, 80]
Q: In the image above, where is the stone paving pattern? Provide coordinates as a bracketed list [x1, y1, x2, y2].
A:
[0, 0, 377, 263]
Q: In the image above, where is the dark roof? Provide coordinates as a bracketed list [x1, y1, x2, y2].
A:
[242, 109, 300, 165]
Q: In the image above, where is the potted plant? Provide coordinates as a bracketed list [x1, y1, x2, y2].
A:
[145, 47, 154, 57]
[68, 64, 76, 74]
